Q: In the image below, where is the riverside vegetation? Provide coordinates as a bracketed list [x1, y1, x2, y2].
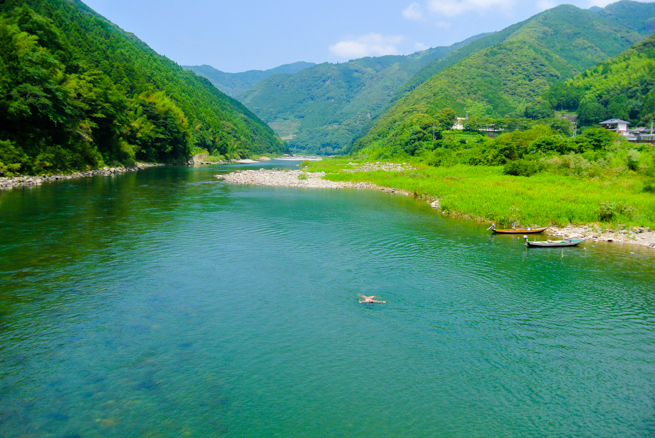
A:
[303, 128, 654, 230]
[0, 0, 285, 178]
[302, 132, 655, 230]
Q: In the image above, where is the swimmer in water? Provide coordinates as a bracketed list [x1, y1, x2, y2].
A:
[359, 295, 386, 304]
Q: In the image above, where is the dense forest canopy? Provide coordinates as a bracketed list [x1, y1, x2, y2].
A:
[0, 0, 285, 176]
[352, 3, 652, 156]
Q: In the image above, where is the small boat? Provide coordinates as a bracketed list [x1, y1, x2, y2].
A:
[523, 236, 587, 247]
[487, 223, 547, 234]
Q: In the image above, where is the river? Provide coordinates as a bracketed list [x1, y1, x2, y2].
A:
[1, 161, 654, 437]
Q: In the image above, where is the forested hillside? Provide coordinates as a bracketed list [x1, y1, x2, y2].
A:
[0, 0, 285, 176]
[545, 33, 655, 127]
[239, 35, 485, 155]
[352, 3, 650, 154]
[184, 62, 315, 98]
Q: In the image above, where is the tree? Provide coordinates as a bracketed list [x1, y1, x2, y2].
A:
[524, 98, 555, 120]
[606, 94, 629, 121]
[574, 127, 618, 150]
[436, 108, 457, 129]
[549, 118, 573, 136]
[577, 98, 607, 126]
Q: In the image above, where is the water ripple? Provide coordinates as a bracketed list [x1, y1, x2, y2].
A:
[0, 166, 654, 437]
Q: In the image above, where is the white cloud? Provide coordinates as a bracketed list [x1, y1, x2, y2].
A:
[427, 0, 516, 17]
[329, 33, 405, 58]
[403, 3, 424, 20]
[435, 20, 452, 29]
[415, 42, 429, 51]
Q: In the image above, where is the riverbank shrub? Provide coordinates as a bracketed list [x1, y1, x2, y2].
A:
[597, 201, 637, 222]
[0, 140, 27, 176]
[644, 178, 655, 193]
[503, 159, 545, 177]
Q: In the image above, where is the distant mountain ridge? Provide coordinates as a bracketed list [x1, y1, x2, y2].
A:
[237, 33, 488, 154]
[352, 1, 654, 154]
[184, 62, 316, 98]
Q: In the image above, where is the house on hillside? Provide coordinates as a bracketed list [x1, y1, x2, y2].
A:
[452, 117, 467, 130]
[599, 118, 654, 142]
[599, 119, 630, 136]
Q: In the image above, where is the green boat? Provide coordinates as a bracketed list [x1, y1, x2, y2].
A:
[524, 236, 587, 247]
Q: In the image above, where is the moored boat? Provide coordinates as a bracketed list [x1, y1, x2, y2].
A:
[487, 223, 547, 234]
[523, 236, 587, 247]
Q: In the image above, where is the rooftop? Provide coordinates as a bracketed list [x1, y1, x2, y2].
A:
[600, 119, 630, 125]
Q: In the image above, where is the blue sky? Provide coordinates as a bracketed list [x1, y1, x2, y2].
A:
[83, 0, 654, 72]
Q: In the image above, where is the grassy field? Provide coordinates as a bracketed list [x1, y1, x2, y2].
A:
[304, 158, 655, 228]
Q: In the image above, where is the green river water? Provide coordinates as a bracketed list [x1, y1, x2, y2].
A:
[0, 161, 654, 437]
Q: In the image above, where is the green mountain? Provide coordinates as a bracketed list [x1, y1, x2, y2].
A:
[352, 3, 650, 154]
[545, 33, 655, 127]
[238, 34, 486, 155]
[0, 0, 285, 175]
[184, 62, 315, 98]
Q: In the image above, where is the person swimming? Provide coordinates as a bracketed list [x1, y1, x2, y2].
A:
[359, 295, 386, 304]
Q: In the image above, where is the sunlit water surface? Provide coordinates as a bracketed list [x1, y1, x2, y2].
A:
[1, 162, 654, 437]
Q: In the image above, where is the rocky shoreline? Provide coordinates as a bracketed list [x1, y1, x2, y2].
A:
[217, 167, 655, 250]
[0, 162, 164, 190]
[548, 224, 655, 248]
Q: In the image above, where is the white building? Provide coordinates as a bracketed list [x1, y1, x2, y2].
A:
[452, 117, 467, 130]
[599, 119, 630, 136]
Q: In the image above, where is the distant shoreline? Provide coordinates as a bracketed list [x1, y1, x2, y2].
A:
[195, 156, 323, 165]
[0, 155, 323, 190]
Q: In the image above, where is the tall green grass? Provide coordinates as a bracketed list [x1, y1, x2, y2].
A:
[304, 158, 655, 228]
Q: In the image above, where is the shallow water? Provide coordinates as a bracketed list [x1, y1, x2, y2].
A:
[1, 161, 654, 437]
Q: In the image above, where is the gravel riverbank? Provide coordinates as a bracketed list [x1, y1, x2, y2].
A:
[218, 167, 655, 250]
[0, 162, 163, 190]
[216, 168, 411, 195]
